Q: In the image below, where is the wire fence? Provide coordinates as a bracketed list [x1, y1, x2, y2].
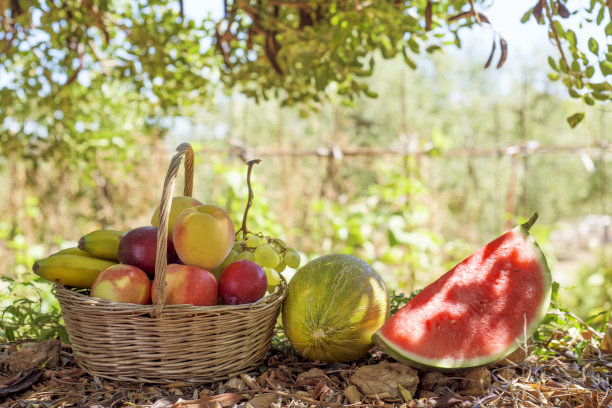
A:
[196, 140, 612, 161]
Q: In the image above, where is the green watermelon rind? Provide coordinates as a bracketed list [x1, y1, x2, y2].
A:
[372, 223, 552, 371]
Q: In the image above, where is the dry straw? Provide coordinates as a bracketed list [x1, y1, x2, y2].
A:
[54, 143, 287, 384]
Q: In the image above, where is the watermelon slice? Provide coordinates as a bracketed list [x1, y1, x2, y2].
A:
[373, 214, 552, 370]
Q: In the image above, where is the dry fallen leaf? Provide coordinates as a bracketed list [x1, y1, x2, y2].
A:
[296, 367, 327, 383]
[0, 369, 44, 398]
[398, 384, 413, 403]
[350, 361, 419, 399]
[172, 393, 245, 408]
[420, 371, 457, 392]
[312, 379, 332, 400]
[224, 377, 247, 392]
[7, 339, 61, 373]
[239, 373, 259, 390]
[163, 381, 189, 388]
[245, 393, 279, 408]
[344, 385, 362, 404]
[458, 367, 491, 396]
[428, 392, 475, 408]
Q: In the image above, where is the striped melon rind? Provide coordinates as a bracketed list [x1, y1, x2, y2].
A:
[282, 254, 390, 363]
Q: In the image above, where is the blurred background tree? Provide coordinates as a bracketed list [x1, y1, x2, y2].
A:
[1, 0, 610, 154]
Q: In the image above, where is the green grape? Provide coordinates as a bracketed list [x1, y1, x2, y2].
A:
[222, 249, 239, 267]
[236, 250, 255, 262]
[245, 235, 263, 248]
[272, 238, 286, 251]
[264, 267, 281, 287]
[211, 249, 239, 279]
[254, 243, 280, 268]
[232, 240, 242, 251]
[274, 259, 286, 273]
[284, 248, 301, 269]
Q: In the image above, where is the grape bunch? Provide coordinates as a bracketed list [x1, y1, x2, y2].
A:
[212, 233, 301, 291]
[218, 158, 302, 292]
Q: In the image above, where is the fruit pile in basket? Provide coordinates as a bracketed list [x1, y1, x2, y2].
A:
[33, 162, 300, 307]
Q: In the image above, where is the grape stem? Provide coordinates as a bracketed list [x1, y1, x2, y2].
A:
[240, 159, 261, 240]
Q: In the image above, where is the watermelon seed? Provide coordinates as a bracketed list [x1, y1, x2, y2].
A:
[450, 320, 456, 324]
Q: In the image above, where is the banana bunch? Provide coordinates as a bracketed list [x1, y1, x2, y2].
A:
[33, 229, 125, 289]
[78, 229, 124, 261]
[52, 247, 96, 257]
[33, 253, 117, 289]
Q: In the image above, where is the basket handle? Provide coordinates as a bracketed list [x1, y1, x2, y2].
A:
[151, 143, 195, 318]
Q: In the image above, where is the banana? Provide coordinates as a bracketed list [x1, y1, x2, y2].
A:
[33, 254, 117, 289]
[78, 229, 125, 261]
[51, 246, 97, 258]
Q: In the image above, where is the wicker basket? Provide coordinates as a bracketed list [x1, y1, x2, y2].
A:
[54, 143, 287, 384]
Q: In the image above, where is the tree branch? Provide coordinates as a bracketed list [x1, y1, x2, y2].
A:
[65, 42, 85, 86]
[542, 0, 571, 75]
[240, 159, 261, 240]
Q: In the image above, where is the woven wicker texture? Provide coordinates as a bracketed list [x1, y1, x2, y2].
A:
[54, 143, 287, 384]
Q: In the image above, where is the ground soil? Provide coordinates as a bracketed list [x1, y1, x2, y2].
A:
[2, 327, 611, 408]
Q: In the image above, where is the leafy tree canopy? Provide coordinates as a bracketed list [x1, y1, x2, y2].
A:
[0, 0, 611, 160]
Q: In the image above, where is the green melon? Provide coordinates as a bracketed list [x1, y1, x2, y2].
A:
[373, 214, 552, 370]
[282, 254, 390, 363]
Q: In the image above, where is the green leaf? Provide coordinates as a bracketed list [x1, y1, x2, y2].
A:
[520, 9, 532, 23]
[588, 37, 599, 55]
[600, 61, 612, 76]
[592, 90, 610, 101]
[596, 6, 604, 24]
[585, 66, 595, 78]
[567, 30, 577, 48]
[571, 60, 581, 72]
[548, 56, 559, 71]
[553, 21, 565, 37]
[402, 46, 417, 69]
[551, 282, 560, 302]
[566, 112, 584, 128]
[408, 37, 419, 53]
[37, 328, 53, 342]
[5, 327, 16, 342]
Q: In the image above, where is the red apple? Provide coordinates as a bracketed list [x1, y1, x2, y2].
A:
[90, 264, 151, 304]
[118, 226, 176, 279]
[218, 260, 268, 305]
[152, 263, 218, 306]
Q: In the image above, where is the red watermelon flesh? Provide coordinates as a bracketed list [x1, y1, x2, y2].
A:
[374, 215, 551, 370]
